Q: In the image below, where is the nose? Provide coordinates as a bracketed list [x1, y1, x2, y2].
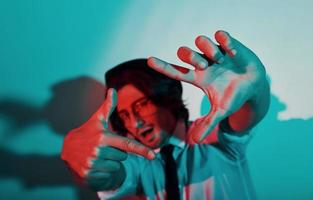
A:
[129, 113, 145, 129]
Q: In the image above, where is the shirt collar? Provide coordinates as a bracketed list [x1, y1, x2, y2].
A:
[154, 118, 187, 154]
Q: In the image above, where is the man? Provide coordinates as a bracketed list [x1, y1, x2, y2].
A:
[61, 30, 270, 199]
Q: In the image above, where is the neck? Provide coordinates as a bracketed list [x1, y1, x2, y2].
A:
[171, 118, 187, 141]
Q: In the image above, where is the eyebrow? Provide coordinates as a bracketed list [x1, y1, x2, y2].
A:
[117, 97, 148, 114]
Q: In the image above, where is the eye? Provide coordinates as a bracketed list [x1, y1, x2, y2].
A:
[118, 112, 129, 121]
[134, 99, 149, 112]
[140, 99, 149, 106]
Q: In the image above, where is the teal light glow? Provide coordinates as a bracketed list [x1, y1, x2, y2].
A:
[1, 1, 313, 199]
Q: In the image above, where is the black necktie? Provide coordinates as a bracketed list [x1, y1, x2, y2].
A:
[161, 145, 180, 200]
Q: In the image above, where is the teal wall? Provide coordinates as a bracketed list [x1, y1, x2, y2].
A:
[1, 1, 312, 199]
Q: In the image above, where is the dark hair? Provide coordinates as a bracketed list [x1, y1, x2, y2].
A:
[105, 58, 189, 136]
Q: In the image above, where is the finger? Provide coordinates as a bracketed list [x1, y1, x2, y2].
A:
[97, 146, 128, 161]
[100, 133, 155, 160]
[86, 171, 111, 191]
[97, 88, 117, 129]
[147, 57, 195, 83]
[87, 170, 111, 179]
[90, 159, 121, 172]
[214, 30, 238, 57]
[195, 35, 225, 64]
[177, 46, 209, 70]
[103, 88, 117, 122]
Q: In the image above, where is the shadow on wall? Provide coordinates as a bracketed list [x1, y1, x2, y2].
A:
[247, 95, 313, 200]
[201, 93, 313, 199]
[0, 76, 106, 200]
[1, 76, 313, 200]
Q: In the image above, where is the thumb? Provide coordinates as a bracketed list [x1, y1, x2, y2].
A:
[192, 108, 224, 143]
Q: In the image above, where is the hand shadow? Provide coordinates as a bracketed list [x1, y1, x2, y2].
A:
[0, 76, 107, 200]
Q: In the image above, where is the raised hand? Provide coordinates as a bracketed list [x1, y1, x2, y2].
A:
[148, 30, 268, 143]
[61, 88, 155, 191]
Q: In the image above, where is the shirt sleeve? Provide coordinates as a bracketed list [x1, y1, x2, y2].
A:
[216, 121, 255, 160]
[97, 154, 141, 199]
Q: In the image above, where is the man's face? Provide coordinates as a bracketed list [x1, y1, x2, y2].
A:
[116, 84, 177, 149]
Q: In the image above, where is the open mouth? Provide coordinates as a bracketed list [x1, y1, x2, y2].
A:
[140, 127, 154, 138]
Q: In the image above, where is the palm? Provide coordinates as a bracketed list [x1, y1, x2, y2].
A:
[148, 30, 266, 142]
[197, 51, 263, 115]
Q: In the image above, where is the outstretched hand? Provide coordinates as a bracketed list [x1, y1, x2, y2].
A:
[61, 88, 155, 191]
[148, 30, 267, 143]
